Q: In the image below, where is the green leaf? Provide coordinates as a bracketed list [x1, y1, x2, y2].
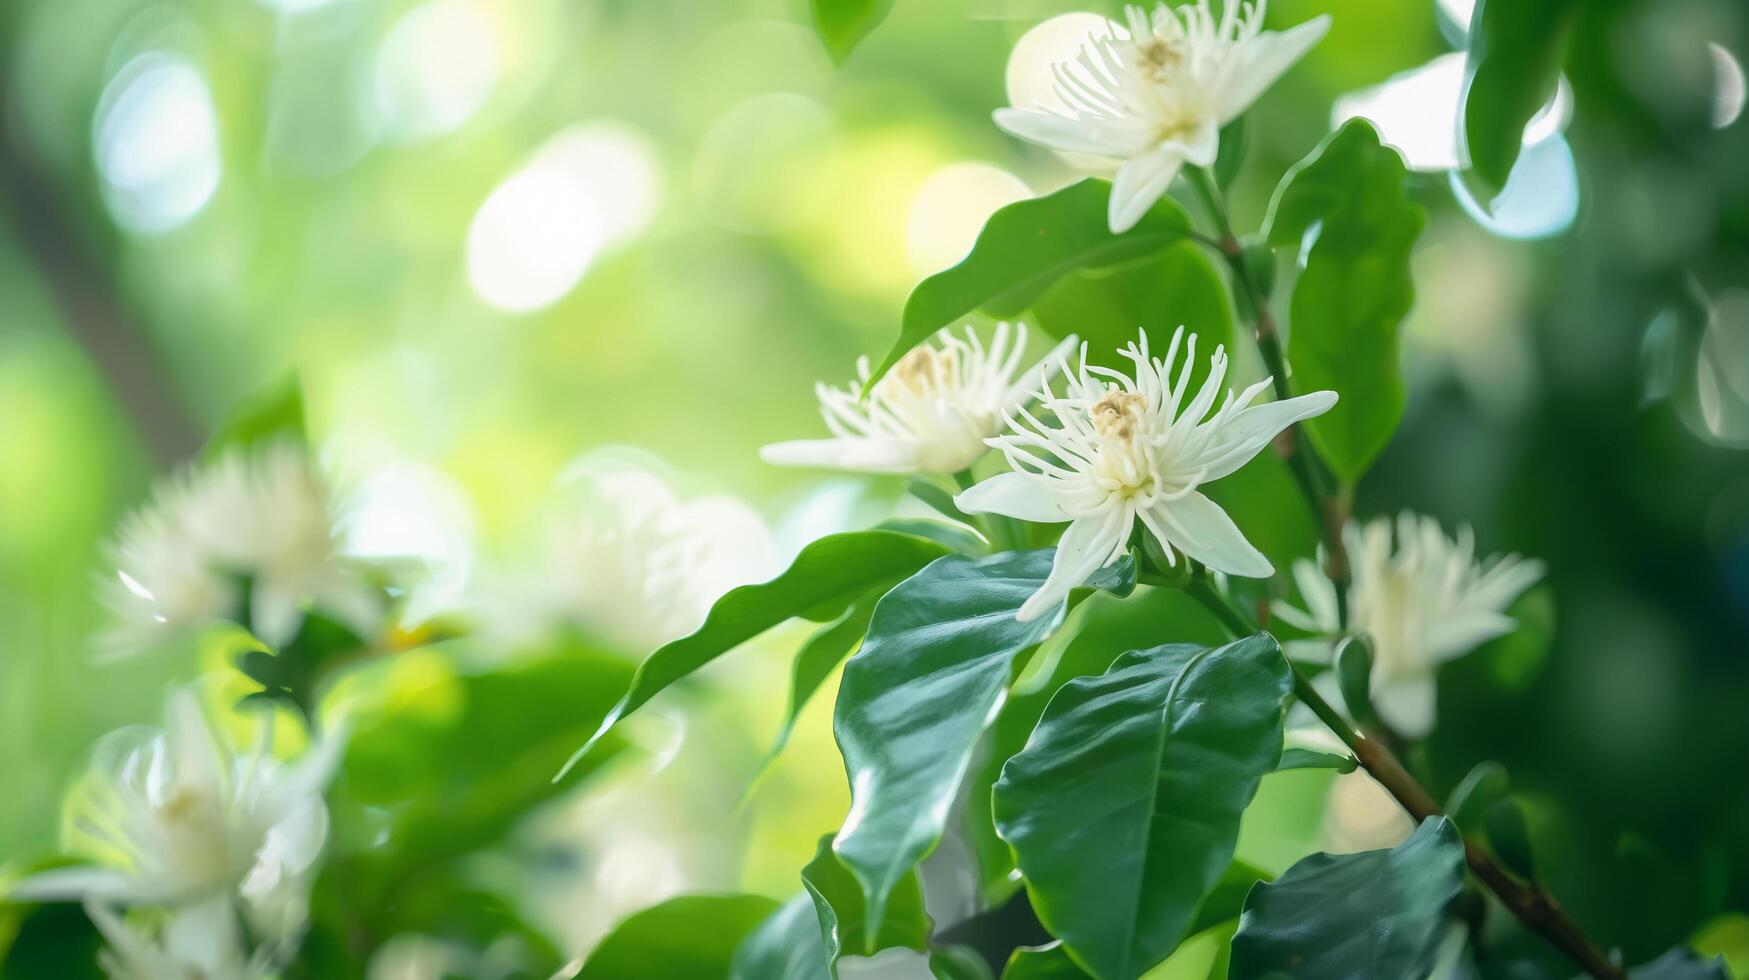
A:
[810, 0, 896, 64]
[872, 180, 1193, 387]
[834, 549, 1135, 941]
[964, 588, 1225, 895]
[1187, 861, 1269, 939]
[1470, 585, 1555, 692]
[748, 595, 879, 787]
[1264, 119, 1424, 482]
[1484, 798, 1537, 879]
[1275, 748, 1358, 773]
[1460, 0, 1578, 191]
[561, 529, 951, 776]
[1229, 816, 1466, 980]
[1003, 944, 1091, 979]
[578, 894, 780, 978]
[325, 649, 632, 909]
[203, 376, 307, 459]
[932, 945, 997, 980]
[1445, 760, 1509, 831]
[0, 861, 104, 980]
[731, 895, 831, 980]
[802, 834, 931, 966]
[878, 516, 988, 555]
[1213, 116, 1247, 189]
[1027, 241, 1234, 383]
[1333, 634, 1378, 728]
[1628, 948, 1730, 980]
[993, 635, 1292, 980]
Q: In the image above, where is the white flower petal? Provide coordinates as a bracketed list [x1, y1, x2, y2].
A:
[954, 471, 1069, 524]
[1374, 673, 1437, 739]
[1017, 511, 1127, 622]
[759, 438, 924, 475]
[1109, 145, 1184, 233]
[1175, 119, 1221, 167]
[8, 866, 141, 903]
[1217, 15, 1332, 123]
[1195, 390, 1339, 481]
[993, 108, 1129, 157]
[1150, 491, 1273, 578]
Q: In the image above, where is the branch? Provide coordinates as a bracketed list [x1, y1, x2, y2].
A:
[1178, 577, 1625, 980]
[0, 84, 201, 465]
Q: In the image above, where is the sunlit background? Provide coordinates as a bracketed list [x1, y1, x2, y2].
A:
[3, 0, 1748, 972]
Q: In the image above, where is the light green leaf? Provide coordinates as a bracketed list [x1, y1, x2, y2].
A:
[1264, 119, 1425, 482]
[1460, 0, 1578, 191]
[1027, 240, 1234, 383]
[933, 945, 998, 980]
[1275, 748, 1358, 773]
[1229, 816, 1466, 980]
[578, 894, 780, 979]
[203, 376, 307, 459]
[802, 834, 931, 967]
[1003, 943, 1089, 979]
[731, 894, 831, 980]
[1213, 117, 1247, 189]
[834, 549, 1135, 940]
[871, 180, 1193, 387]
[993, 635, 1292, 980]
[560, 529, 951, 776]
[747, 595, 879, 787]
[810, 0, 896, 64]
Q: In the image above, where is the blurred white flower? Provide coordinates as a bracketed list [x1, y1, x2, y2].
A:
[1274, 513, 1546, 737]
[518, 456, 776, 653]
[12, 690, 341, 958]
[995, 1, 1330, 232]
[85, 896, 270, 980]
[957, 327, 1335, 621]
[761, 324, 1076, 476]
[100, 441, 377, 657]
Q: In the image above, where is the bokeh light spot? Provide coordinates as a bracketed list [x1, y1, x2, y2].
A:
[1710, 42, 1746, 128]
[467, 122, 661, 313]
[373, 0, 500, 143]
[92, 51, 221, 235]
[1449, 135, 1579, 240]
[904, 162, 1029, 276]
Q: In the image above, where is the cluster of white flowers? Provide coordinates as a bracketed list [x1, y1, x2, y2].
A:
[100, 441, 377, 658]
[1276, 514, 1546, 737]
[997, 0, 1330, 231]
[11, 690, 340, 977]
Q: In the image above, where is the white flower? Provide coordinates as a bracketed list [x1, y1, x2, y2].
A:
[505, 454, 776, 653]
[760, 323, 1077, 476]
[11, 690, 341, 958]
[957, 327, 1336, 621]
[995, 1, 1331, 232]
[1275, 513, 1546, 737]
[101, 441, 377, 657]
[85, 896, 271, 980]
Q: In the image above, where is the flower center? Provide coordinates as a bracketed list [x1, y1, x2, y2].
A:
[886, 346, 959, 398]
[1135, 36, 1185, 81]
[1089, 388, 1157, 496]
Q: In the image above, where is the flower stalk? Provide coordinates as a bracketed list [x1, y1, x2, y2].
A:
[1177, 575, 1626, 980]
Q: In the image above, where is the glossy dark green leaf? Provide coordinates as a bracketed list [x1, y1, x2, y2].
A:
[1229, 816, 1466, 980]
[560, 529, 950, 776]
[871, 180, 1192, 387]
[1187, 861, 1269, 939]
[993, 635, 1292, 980]
[1003, 943, 1091, 979]
[963, 588, 1224, 894]
[1460, 0, 1578, 191]
[748, 596, 879, 788]
[731, 894, 831, 980]
[1629, 947, 1730, 980]
[932, 945, 997, 980]
[203, 376, 307, 459]
[802, 835, 931, 966]
[1276, 747, 1358, 773]
[878, 516, 987, 555]
[1027, 240, 1234, 382]
[810, 0, 896, 63]
[1333, 634, 1378, 728]
[578, 894, 780, 979]
[1263, 119, 1425, 482]
[834, 549, 1135, 939]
